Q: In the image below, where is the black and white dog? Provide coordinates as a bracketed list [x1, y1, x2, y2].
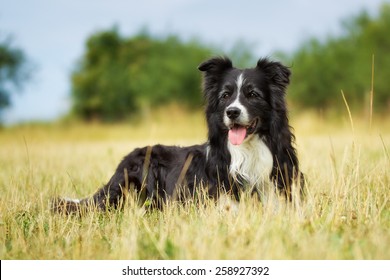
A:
[53, 57, 304, 213]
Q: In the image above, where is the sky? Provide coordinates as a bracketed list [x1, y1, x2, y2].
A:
[1, 0, 388, 124]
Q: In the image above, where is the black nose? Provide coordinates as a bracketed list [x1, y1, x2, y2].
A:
[226, 107, 241, 120]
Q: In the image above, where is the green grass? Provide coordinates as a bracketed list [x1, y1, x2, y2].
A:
[0, 111, 389, 259]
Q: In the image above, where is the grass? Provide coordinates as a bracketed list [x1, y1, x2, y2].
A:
[0, 109, 389, 259]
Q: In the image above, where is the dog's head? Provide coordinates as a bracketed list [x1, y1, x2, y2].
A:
[199, 57, 290, 146]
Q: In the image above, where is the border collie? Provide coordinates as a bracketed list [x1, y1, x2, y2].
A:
[53, 57, 304, 213]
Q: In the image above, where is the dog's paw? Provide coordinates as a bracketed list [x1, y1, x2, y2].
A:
[217, 194, 239, 214]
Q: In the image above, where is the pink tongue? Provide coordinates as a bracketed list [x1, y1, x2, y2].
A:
[228, 126, 247, 145]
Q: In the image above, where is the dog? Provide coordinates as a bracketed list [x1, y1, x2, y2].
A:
[53, 57, 304, 214]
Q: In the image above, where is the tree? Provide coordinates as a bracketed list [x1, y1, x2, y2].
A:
[285, 4, 390, 113]
[71, 28, 213, 121]
[71, 29, 136, 121]
[0, 36, 30, 117]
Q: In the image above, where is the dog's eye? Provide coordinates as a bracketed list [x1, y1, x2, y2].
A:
[248, 90, 262, 98]
[248, 90, 257, 98]
[221, 92, 231, 99]
[130, 165, 140, 173]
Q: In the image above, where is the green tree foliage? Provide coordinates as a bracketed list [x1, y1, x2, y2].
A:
[0, 36, 30, 114]
[72, 4, 390, 120]
[71, 28, 213, 121]
[286, 4, 390, 112]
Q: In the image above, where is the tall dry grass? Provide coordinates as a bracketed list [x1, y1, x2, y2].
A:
[0, 109, 389, 259]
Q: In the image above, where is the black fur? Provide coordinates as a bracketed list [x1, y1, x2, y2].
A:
[53, 57, 304, 214]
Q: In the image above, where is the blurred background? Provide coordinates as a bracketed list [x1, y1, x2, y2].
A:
[1, 0, 390, 126]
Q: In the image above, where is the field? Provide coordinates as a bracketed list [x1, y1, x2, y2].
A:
[0, 109, 389, 259]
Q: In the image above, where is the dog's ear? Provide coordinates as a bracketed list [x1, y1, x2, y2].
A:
[257, 58, 291, 113]
[199, 57, 233, 110]
[256, 58, 291, 90]
[198, 57, 232, 73]
[198, 57, 232, 94]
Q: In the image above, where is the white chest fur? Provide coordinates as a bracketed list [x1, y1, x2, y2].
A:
[227, 135, 273, 191]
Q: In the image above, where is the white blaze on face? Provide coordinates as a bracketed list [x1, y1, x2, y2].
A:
[236, 73, 244, 95]
[229, 73, 248, 120]
[224, 73, 250, 146]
